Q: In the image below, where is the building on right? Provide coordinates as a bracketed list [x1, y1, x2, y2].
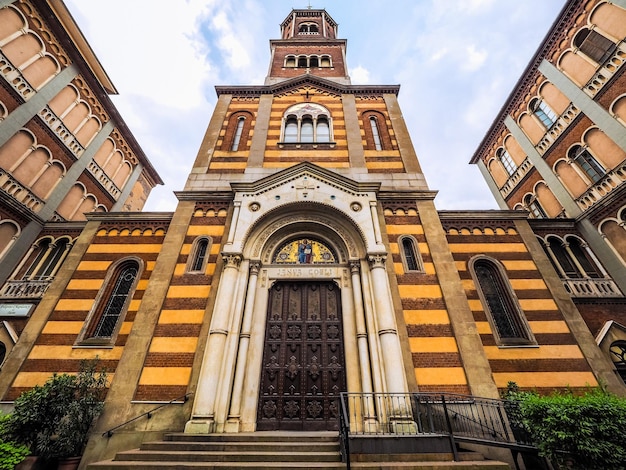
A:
[470, 0, 626, 383]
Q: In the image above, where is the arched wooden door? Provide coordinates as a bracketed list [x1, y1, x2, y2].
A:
[257, 281, 346, 431]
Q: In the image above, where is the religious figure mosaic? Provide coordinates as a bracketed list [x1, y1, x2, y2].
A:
[273, 238, 337, 264]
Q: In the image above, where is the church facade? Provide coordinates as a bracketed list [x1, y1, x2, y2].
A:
[0, 1, 625, 467]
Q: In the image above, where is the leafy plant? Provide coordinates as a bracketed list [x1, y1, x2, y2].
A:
[0, 412, 29, 470]
[0, 358, 107, 460]
[503, 381, 626, 470]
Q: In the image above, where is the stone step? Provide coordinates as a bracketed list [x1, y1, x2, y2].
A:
[112, 449, 342, 463]
[89, 461, 510, 469]
[140, 440, 339, 453]
[164, 431, 339, 442]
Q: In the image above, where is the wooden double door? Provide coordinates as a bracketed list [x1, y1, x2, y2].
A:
[257, 281, 346, 431]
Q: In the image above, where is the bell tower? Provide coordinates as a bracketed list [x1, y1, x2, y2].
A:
[265, 9, 350, 85]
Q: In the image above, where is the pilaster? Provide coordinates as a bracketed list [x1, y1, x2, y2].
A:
[477, 159, 509, 209]
[247, 94, 273, 168]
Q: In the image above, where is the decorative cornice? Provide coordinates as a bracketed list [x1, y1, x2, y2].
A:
[216, 75, 400, 98]
[437, 210, 532, 221]
[469, 0, 587, 164]
[85, 212, 174, 222]
[175, 191, 235, 201]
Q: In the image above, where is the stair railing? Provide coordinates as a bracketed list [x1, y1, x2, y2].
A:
[102, 392, 193, 437]
[338, 393, 351, 470]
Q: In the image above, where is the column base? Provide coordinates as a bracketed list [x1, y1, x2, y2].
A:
[184, 418, 215, 434]
[224, 417, 241, 433]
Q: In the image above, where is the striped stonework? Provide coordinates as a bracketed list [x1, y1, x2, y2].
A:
[383, 201, 470, 394]
[134, 202, 227, 401]
[442, 217, 596, 394]
[5, 221, 169, 400]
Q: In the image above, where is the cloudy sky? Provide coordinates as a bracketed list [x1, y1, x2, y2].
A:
[64, 0, 566, 212]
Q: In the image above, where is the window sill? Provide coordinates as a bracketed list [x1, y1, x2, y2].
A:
[278, 142, 336, 150]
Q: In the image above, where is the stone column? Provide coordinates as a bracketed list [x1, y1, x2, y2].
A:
[226, 261, 261, 432]
[367, 254, 408, 395]
[186, 253, 242, 433]
[350, 260, 377, 431]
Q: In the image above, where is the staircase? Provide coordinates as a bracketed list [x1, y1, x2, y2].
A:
[87, 432, 511, 469]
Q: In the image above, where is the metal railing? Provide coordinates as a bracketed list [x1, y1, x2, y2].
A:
[103, 393, 192, 437]
[338, 392, 537, 470]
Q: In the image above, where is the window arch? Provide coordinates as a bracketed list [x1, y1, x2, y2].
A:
[469, 256, 534, 345]
[298, 23, 319, 34]
[497, 148, 517, 176]
[79, 258, 141, 344]
[280, 103, 333, 144]
[609, 340, 626, 384]
[573, 28, 615, 64]
[568, 145, 605, 183]
[362, 111, 392, 151]
[399, 236, 423, 272]
[547, 236, 581, 278]
[566, 236, 603, 279]
[23, 236, 72, 280]
[222, 111, 253, 152]
[284, 55, 296, 67]
[523, 194, 546, 219]
[187, 236, 212, 273]
[530, 98, 558, 129]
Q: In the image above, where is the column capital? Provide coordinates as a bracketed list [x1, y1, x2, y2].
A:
[368, 254, 387, 269]
[349, 260, 361, 274]
[249, 260, 261, 275]
[221, 253, 242, 268]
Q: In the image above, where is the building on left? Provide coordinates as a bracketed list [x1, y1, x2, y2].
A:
[0, 0, 163, 362]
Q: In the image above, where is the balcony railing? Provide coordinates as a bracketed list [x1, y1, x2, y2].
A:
[0, 169, 44, 212]
[563, 277, 622, 298]
[584, 42, 626, 98]
[535, 103, 580, 155]
[0, 51, 35, 100]
[38, 105, 85, 158]
[87, 160, 122, 199]
[575, 161, 626, 211]
[0, 278, 52, 300]
[500, 158, 533, 199]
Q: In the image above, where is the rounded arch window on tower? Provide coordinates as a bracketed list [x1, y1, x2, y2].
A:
[280, 103, 334, 144]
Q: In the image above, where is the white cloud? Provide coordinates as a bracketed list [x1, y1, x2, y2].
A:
[349, 66, 370, 84]
[462, 45, 488, 72]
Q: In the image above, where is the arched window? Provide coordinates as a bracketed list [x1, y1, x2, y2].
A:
[400, 236, 423, 272]
[567, 237, 602, 279]
[285, 55, 296, 67]
[524, 194, 546, 219]
[284, 117, 298, 142]
[231, 117, 245, 151]
[370, 117, 383, 151]
[470, 257, 534, 345]
[280, 103, 333, 144]
[80, 259, 141, 344]
[574, 28, 615, 64]
[222, 112, 252, 152]
[569, 145, 605, 183]
[362, 111, 392, 151]
[497, 148, 517, 176]
[298, 56, 308, 67]
[548, 236, 581, 278]
[309, 55, 319, 68]
[531, 98, 558, 129]
[187, 236, 212, 273]
[23, 237, 71, 280]
[610, 340, 626, 384]
[320, 55, 332, 67]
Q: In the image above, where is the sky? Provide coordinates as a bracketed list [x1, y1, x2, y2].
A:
[64, 0, 566, 213]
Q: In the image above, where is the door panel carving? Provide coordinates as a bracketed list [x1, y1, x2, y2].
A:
[257, 281, 346, 431]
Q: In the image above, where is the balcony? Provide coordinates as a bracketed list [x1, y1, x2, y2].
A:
[38, 105, 85, 158]
[0, 51, 35, 100]
[87, 160, 122, 199]
[535, 103, 580, 155]
[563, 277, 622, 298]
[0, 169, 44, 212]
[575, 160, 626, 211]
[584, 42, 626, 98]
[0, 279, 52, 300]
[499, 158, 533, 199]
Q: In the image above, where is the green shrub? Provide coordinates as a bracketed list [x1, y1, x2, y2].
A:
[0, 413, 29, 470]
[504, 382, 626, 470]
[0, 358, 107, 460]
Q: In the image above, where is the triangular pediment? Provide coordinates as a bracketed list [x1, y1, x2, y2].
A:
[231, 162, 379, 196]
